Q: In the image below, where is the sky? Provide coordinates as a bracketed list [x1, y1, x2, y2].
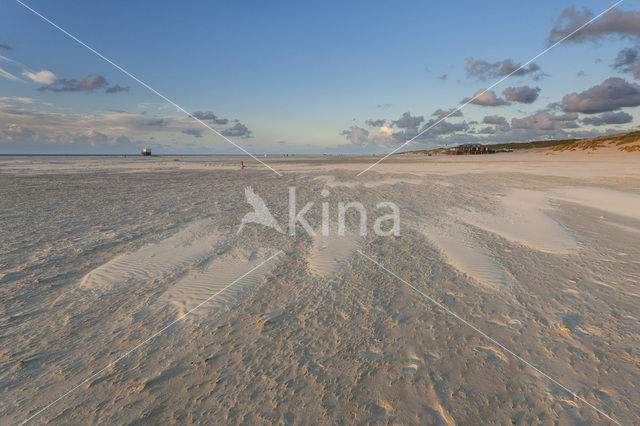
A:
[1, 0, 640, 154]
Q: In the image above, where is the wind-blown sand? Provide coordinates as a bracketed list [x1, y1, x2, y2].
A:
[418, 219, 510, 289]
[551, 186, 640, 221]
[308, 232, 362, 277]
[1, 149, 639, 424]
[157, 247, 280, 317]
[78, 219, 222, 293]
[455, 188, 579, 254]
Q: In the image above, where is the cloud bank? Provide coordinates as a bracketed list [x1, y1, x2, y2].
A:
[39, 74, 129, 94]
[547, 7, 640, 45]
[562, 77, 640, 114]
[466, 58, 544, 81]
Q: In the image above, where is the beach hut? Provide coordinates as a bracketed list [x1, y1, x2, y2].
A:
[447, 144, 496, 155]
[141, 148, 152, 156]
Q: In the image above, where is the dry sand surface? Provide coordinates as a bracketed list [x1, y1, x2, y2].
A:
[1, 149, 639, 424]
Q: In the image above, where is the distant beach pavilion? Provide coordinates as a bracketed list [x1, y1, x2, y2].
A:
[447, 144, 496, 155]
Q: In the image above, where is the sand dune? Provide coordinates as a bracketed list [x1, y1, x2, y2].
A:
[551, 187, 640, 221]
[157, 248, 279, 317]
[77, 220, 279, 319]
[418, 221, 509, 289]
[456, 189, 579, 254]
[602, 220, 640, 235]
[78, 220, 223, 295]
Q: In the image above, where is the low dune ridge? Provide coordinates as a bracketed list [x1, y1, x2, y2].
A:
[79, 219, 222, 294]
[551, 187, 640, 221]
[455, 188, 580, 254]
[418, 220, 510, 289]
[157, 247, 280, 318]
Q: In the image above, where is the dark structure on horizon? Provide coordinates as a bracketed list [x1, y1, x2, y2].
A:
[447, 144, 496, 155]
[141, 148, 152, 156]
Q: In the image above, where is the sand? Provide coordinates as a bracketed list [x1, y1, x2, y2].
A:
[308, 232, 362, 278]
[157, 247, 280, 318]
[1, 149, 639, 424]
[418, 219, 510, 289]
[455, 188, 580, 254]
[78, 219, 222, 293]
[551, 186, 640, 221]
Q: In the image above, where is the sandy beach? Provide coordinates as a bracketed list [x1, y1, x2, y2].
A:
[1, 149, 639, 424]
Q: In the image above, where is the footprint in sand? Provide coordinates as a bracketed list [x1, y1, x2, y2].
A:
[371, 400, 394, 419]
[403, 352, 423, 375]
[425, 353, 439, 361]
[475, 346, 508, 366]
[364, 347, 383, 361]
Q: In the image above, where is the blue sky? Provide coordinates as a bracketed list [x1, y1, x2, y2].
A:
[1, 0, 639, 154]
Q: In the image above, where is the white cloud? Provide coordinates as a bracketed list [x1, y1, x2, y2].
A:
[341, 124, 403, 148]
[0, 96, 33, 103]
[0, 54, 24, 82]
[375, 125, 395, 138]
[22, 70, 56, 84]
[0, 54, 20, 65]
[0, 54, 56, 84]
[340, 125, 369, 146]
[371, 125, 399, 145]
[0, 96, 54, 107]
[0, 66, 22, 82]
[0, 102, 251, 152]
[461, 89, 508, 106]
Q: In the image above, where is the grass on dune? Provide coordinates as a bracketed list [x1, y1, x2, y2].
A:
[400, 130, 640, 155]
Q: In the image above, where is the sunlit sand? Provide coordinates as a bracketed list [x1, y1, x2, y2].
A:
[1, 148, 639, 424]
